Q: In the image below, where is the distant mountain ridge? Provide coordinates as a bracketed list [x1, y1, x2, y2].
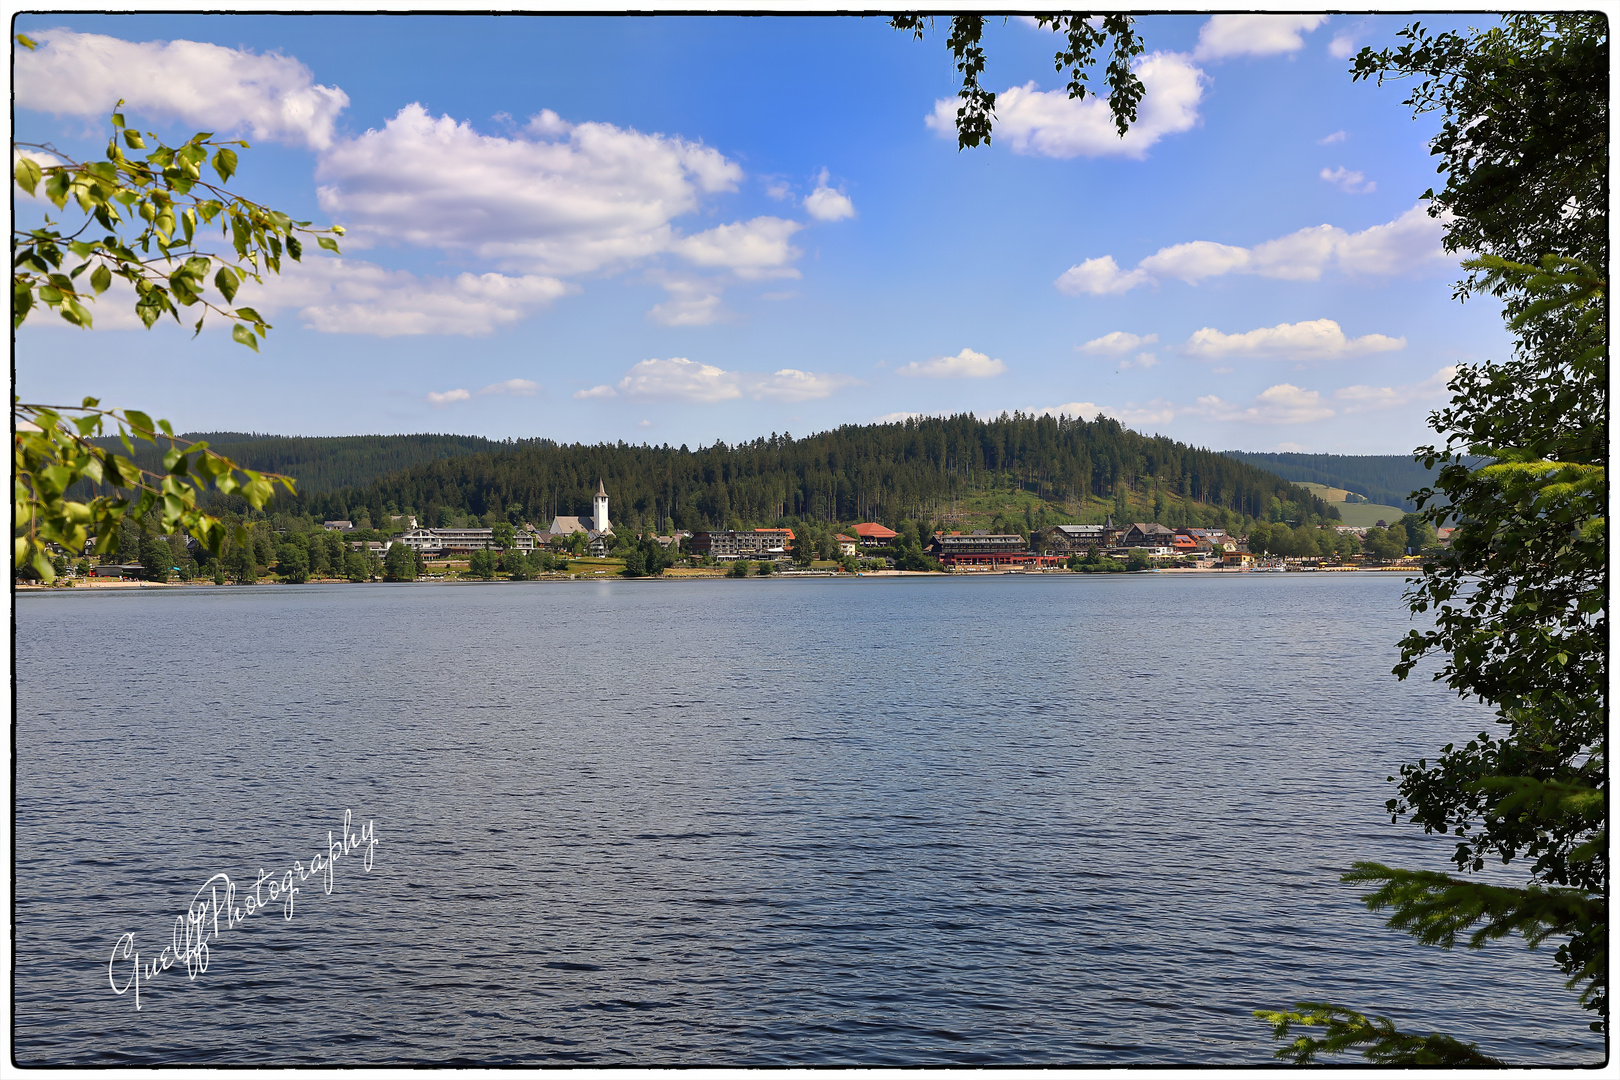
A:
[91, 432, 503, 495]
[1219, 451, 1464, 512]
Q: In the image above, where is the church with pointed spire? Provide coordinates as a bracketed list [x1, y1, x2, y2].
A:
[546, 479, 614, 551]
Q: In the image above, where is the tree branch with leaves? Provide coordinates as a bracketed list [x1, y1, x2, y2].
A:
[891, 15, 1144, 151]
[13, 31, 342, 583]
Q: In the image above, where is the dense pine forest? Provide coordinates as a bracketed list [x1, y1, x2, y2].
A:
[1219, 451, 1460, 512]
[240, 412, 1335, 535]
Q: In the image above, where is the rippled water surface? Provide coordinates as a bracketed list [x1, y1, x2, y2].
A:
[13, 574, 1603, 1065]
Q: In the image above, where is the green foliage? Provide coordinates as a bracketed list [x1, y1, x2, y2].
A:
[754, 559, 774, 576]
[382, 541, 417, 582]
[1259, 15, 1609, 1061]
[275, 534, 309, 584]
[892, 16, 1143, 149]
[1255, 1003, 1502, 1066]
[13, 93, 341, 344]
[343, 549, 368, 582]
[466, 549, 497, 580]
[14, 397, 293, 582]
[490, 521, 515, 550]
[727, 559, 750, 578]
[1124, 549, 1150, 572]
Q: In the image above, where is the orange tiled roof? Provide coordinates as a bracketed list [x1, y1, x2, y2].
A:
[853, 522, 897, 539]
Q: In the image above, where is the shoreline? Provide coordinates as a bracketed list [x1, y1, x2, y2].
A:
[16, 563, 1422, 592]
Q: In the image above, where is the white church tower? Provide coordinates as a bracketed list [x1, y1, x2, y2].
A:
[593, 479, 611, 533]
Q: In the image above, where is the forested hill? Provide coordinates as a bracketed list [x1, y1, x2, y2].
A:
[261, 412, 1335, 534]
[94, 432, 500, 495]
[1220, 451, 1459, 512]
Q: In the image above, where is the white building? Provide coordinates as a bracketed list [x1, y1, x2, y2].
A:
[397, 527, 536, 555]
[547, 480, 614, 539]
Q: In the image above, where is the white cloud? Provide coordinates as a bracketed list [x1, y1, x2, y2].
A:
[236, 257, 572, 337]
[637, 420, 653, 428]
[1121, 352, 1159, 370]
[646, 278, 730, 327]
[803, 169, 855, 221]
[927, 51, 1203, 160]
[673, 217, 802, 279]
[749, 368, 859, 402]
[1184, 319, 1405, 361]
[427, 388, 471, 406]
[1276, 441, 1311, 452]
[896, 347, 1007, 379]
[478, 378, 539, 397]
[1034, 402, 1106, 421]
[1321, 165, 1376, 194]
[316, 103, 742, 277]
[1056, 256, 1154, 296]
[1318, 129, 1348, 145]
[1139, 240, 1252, 284]
[15, 29, 349, 150]
[1328, 32, 1361, 60]
[1193, 15, 1328, 60]
[616, 357, 742, 403]
[1063, 202, 1452, 295]
[1041, 399, 1176, 426]
[604, 357, 855, 404]
[1077, 331, 1158, 355]
[1333, 365, 1457, 413]
[1333, 203, 1456, 275]
[1192, 384, 1335, 425]
[765, 178, 792, 201]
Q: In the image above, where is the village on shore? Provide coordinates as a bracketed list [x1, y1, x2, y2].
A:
[32, 479, 1445, 589]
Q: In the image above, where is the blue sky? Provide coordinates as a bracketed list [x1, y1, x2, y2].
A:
[13, 13, 1510, 453]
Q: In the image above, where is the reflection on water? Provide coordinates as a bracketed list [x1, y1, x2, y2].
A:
[13, 575, 1601, 1065]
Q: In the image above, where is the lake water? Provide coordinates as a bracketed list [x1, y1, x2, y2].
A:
[12, 573, 1603, 1065]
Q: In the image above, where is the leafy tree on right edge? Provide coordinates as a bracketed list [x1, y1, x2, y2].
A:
[1255, 15, 1607, 1064]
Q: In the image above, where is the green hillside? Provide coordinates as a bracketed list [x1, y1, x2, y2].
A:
[1220, 451, 1472, 511]
[248, 412, 1338, 536]
[1296, 483, 1409, 527]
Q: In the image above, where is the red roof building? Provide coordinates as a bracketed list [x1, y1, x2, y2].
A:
[853, 522, 898, 546]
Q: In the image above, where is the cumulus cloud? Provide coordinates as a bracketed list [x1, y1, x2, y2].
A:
[589, 357, 857, 404]
[803, 169, 855, 221]
[673, 217, 802, 279]
[1039, 399, 1175, 426]
[927, 51, 1203, 160]
[427, 388, 471, 406]
[15, 29, 350, 150]
[896, 347, 1007, 379]
[1056, 256, 1154, 296]
[645, 277, 730, 327]
[1333, 365, 1457, 413]
[1184, 319, 1405, 361]
[1059, 202, 1452, 294]
[1192, 384, 1334, 425]
[1321, 165, 1376, 194]
[234, 257, 572, 336]
[1318, 129, 1347, 145]
[1193, 15, 1328, 60]
[1139, 240, 1252, 283]
[1328, 31, 1361, 60]
[478, 378, 539, 397]
[316, 103, 743, 277]
[1077, 331, 1158, 355]
[1121, 352, 1159, 370]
